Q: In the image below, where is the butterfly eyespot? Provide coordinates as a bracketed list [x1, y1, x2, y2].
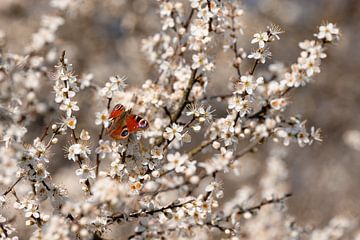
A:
[139, 119, 148, 129]
[121, 129, 129, 137]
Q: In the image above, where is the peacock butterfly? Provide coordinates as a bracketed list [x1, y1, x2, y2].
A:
[107, 104, 149, 140]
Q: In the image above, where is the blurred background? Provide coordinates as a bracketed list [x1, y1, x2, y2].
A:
[1, 0, 359, 235]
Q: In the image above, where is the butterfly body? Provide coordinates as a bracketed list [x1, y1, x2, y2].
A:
[107, 104, 149, 140]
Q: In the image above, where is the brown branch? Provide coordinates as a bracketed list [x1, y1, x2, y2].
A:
[206, 0, 213, 32]
[156, 69, 198, 146]
[188, 137, 216, 157]
[163, 106, 172, 121]
[0, 224, 8, 237]
[188, 108, 240, 158]
[233, 193, 292, 216]
[71, 129, 78, 143]
[205, 222, 235, 234]
[45, 124, 63, 149]
[162, 116, 195, 150]
[143, 141, 257, 197]
[169, 7, 195, 64]
[96, 97, 112, 177]
[249, 87, 292, 120]
[183, 8, 194, 29]
[249, 59, 259, 75]
[232, 141, 258, 163]
[59, 51, 79, 143]
[230, 6, 242, 78]
[59, 50, 66, 64]
[171, 69, 197, 123]
[189, 141, 257, 192]
[233, 41, 242, 77]
[247, 39, 329, 121]
[2, 176, 23, 196]
[199, 93, 233, 102]
[110, 199, 194, 223]
[40, 119, 53, 141]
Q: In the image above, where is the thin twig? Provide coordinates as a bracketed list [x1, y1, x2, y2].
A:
[249, 59, 259, 75]
[40, 119, 53, 141]
[230, 6, 242, 78]
[162, 116, 195, 150]
[199, 93, 233, 102]
[188, 137, 216, 157]
[71, 129, 78, 143]
[231, 141, 258, 163]
[163, 106, 172, 122]
[59, 51, 79, 143]
[96, 97, 112, 177]
[2, 176, 23, 196]
[206, 0, 213, 32]
[45, 124, 63, 149]
[183, 8, 194, 29]
[234, 193, 292, 216]
[110, 199, 194, 223]
[171, 69, 197, 123]
[144, 141, 257, 197]
[156, 69, 198, 146]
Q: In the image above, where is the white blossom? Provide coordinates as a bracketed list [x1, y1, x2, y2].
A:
[251, 32, 269, 48]
[95, 110, 110, 127]
[315, 23, 340, 42]
[164, 123, 184, 141]
[59, 99, 79, 117]
[76, 164, 96, 182]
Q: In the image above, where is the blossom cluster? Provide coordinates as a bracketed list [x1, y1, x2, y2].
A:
[0, 1, 356, 240]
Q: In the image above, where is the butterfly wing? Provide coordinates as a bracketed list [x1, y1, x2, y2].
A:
[107, 104, 149, 140]
[109, 104, 125, 120]
[126, 114, 149, 133]
[107, 107, 131, 140]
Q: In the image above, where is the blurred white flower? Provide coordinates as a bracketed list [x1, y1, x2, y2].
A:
[228, 96, 251, 116]
[95, 140, 112, 159]
[76, 164, 96, 182]
[95, 110, 110, 127]
[99, 82, 114, 98]
[80, 129, 91, 141]
[68, 143, 91, 162]
[166, 152, 189, 173]
[151, 146, 164, 160]
[109, 75, 127, 92]
[248, 48, 272, 64]
[315, 23, 340, 42]
[343, 130, 360, 151]
[192, 53, 214, 71]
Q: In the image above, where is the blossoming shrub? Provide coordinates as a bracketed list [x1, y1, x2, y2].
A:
[0, 0, 356, 239]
